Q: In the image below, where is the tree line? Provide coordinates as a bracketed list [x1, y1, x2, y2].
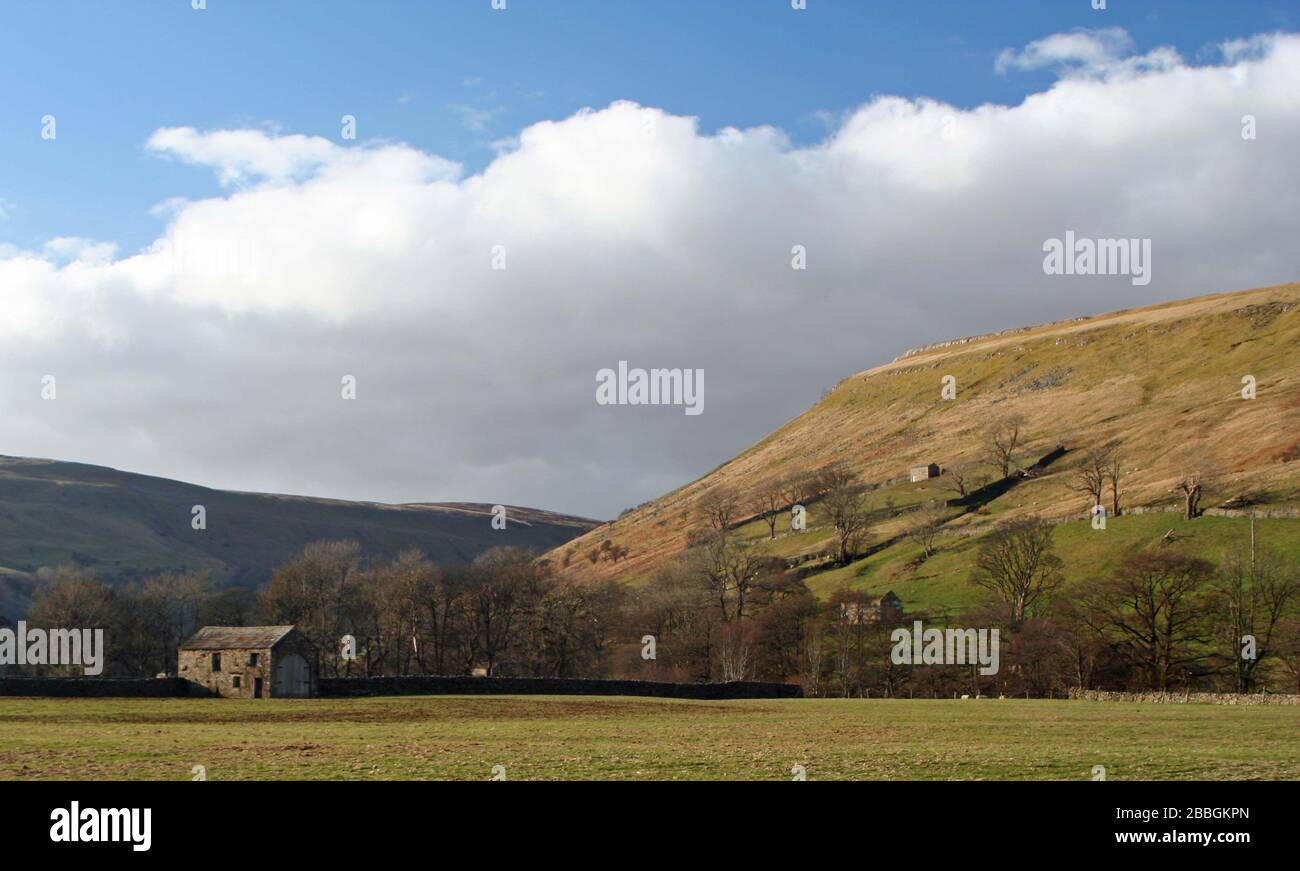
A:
[5, 453, 1299, 694]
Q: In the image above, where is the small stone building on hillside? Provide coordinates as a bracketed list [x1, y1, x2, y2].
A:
[841, 591, 905, 625]
[909, 463, 941, 483]
[179, 626, 318, 698]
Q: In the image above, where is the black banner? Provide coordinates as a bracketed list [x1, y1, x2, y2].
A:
[5, 780, 1288, 859]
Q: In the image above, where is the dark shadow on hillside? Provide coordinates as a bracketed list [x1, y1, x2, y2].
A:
[952, 445, 1068, 514]
[792, 445, 1069, 583]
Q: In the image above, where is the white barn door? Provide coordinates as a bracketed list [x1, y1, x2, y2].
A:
[274, 653, 311, 697]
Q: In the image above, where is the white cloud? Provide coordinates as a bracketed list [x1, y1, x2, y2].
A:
[3, 30, 1299, 518]
[147, 127, 348, 186]
[995, 27, 1180, 78]
[43, 237, 119, 265]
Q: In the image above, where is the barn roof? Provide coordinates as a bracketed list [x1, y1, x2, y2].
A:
[180, 626, 298, 650]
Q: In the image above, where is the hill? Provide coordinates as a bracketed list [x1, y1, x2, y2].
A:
[549, 283, 1300, 603]
[0, 456, 597, 617]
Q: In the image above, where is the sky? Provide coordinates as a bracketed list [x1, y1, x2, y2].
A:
[1, 0, 1299, 519]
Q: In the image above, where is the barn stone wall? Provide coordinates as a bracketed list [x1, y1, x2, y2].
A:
[179, 646, 275, 698]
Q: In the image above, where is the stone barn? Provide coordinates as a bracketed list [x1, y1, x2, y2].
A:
[179, 626, 318, 698]
[841, 591, 905, 625]
[909, 463, 941, 483]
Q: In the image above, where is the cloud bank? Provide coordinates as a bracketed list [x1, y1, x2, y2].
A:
[2, 30, 1298, 519]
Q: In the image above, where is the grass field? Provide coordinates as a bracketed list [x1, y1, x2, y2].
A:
[1, 695, 1296, 781]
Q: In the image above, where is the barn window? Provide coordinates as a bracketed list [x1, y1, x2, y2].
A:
[232, 675, 241, 688]
[212, 652, 221, 672]
[248, 652, 259, 666]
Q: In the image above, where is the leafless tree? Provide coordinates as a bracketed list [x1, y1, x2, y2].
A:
[801, 618, 826, 697]
[367, 549, 440, 676]
[1077, 552, 1214, 691]
[1071, 445, 1111, 511]
[684, 527, 767, 622]
[969, 517, 1062, 629]
[943, 466, 971, 500]
[906, 501, 946, 559]
[1175, 472, 1206, 519]
[261, 539, 363, 677]
[1207, 548, 1299, 692]
[698, 488, 739, 534]
[1107, 445, 1124, 517]
[719, 621, 752, 682]
[780, 470, 821, 513]
[983, 415, 1026, 479]
[819, 462, 869, 564]
[758, 480, 787, 540]
[26, 568, 122, 677]
[459, 546, 551, 675]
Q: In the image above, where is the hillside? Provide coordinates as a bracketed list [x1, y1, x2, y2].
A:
[550, 283, 1300, 600]
[0, 456, 597, 616]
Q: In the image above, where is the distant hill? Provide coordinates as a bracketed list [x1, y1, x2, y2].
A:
[0, 457, 598, 616]
[550, 282, 1300, 599]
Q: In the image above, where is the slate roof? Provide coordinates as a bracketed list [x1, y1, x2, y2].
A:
[180, 626, 298, 650]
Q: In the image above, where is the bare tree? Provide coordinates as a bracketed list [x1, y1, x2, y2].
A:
[969, 517, 1062, 629]
[698, 488, 739, 534]
[460, 546, 551, 675]
[26, 569, 121, 677]
[757, 480, 787, 540]
[983, 415, 1026, 479]
[819, 462, 869, 564]
[1071, 445, 1111, 511]
[905, 501, 946, 559]
[1077, 552, 1214, 691]
[1107, 446, 1124, 517]
[1175, 472, 1206, 520]
[719, 621, 752, 682]
[801, 618, 826, 697]
[943, 466, 971, 500]
[367, 550, 440, 676]
[683, 527, 768, 622]
[1207, 548, 1299, 692]
[780, 471, 821, 514]
[260, 539, 363, 677]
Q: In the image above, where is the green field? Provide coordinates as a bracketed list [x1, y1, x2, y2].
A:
[800, 513, 1300, 614]
[1, 695, 1295, 781]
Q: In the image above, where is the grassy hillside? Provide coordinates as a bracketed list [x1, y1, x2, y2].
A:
[552, 283, 1300, 598]
[0, 456, 597, 616]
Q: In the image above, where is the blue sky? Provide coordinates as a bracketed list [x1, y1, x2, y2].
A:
[3, 2, 1299, 515]
[2, 0, 1296, 256]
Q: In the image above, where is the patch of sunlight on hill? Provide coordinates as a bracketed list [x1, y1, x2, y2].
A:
[801, 514, 1300, 615]
[553, 283, 1300, 603]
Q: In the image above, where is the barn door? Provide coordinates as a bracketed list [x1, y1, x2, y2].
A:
[274, 653, 310, 698]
